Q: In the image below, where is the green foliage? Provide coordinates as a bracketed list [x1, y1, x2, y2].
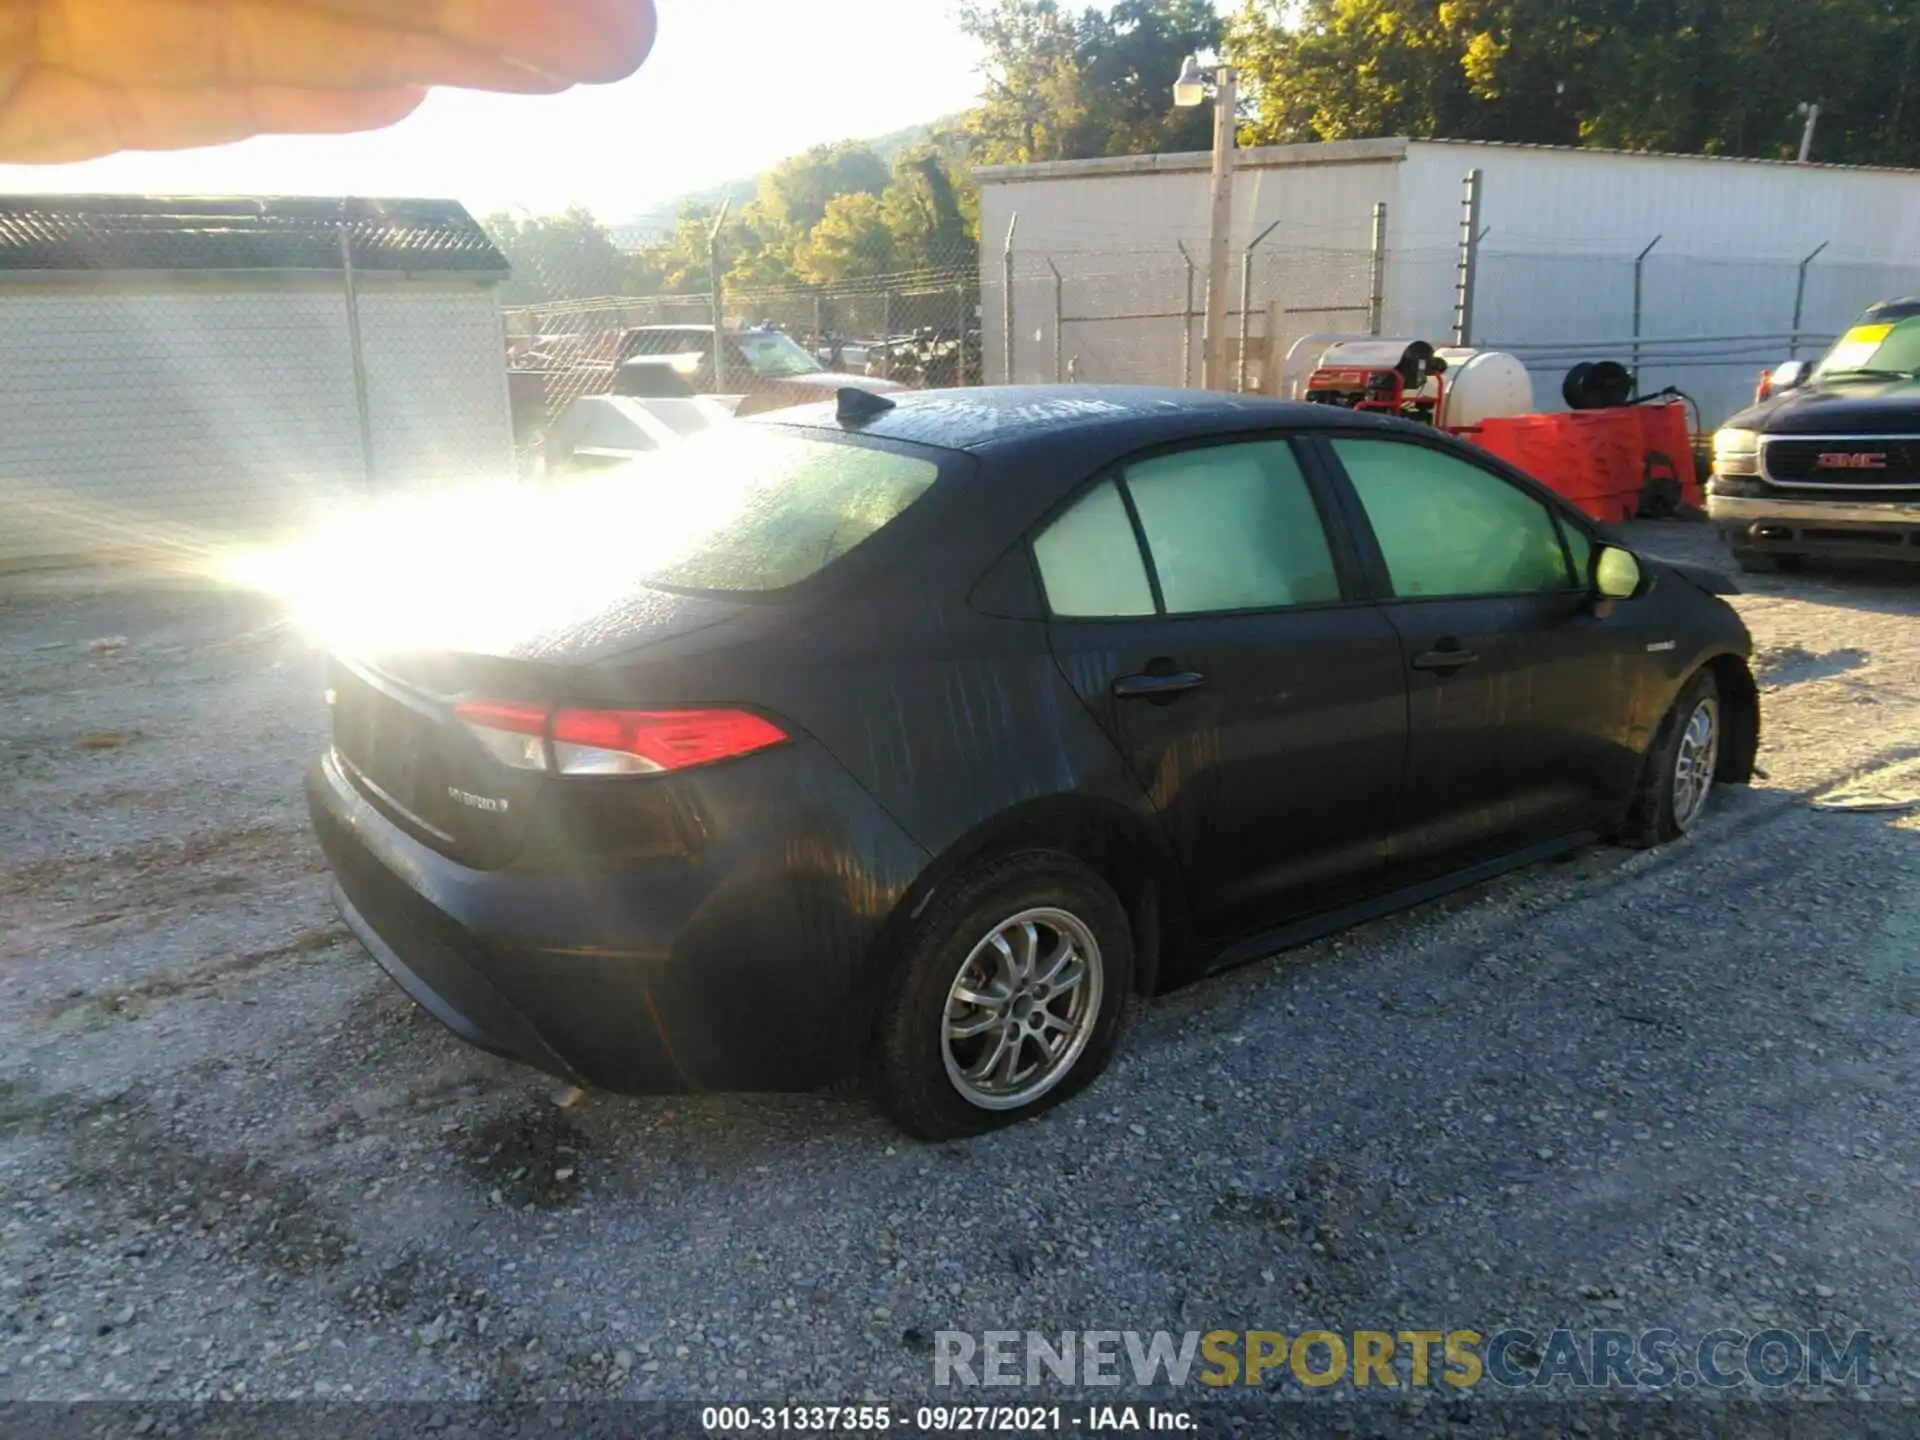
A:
[483, 206, 643, 306]
[1228, 0, 1920, 167]
[960, 0, 1223, 164]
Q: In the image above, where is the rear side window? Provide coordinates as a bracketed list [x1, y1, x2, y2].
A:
[1330, 439, 1574, 598]
[630, 429, 940, 593]
[1125, 441, 1340, 613]
[1032, 480, 1156, 617]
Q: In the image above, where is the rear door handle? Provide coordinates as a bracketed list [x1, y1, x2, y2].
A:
[1113, 670, 1208, 699]
[1411, 648, 1480, 672]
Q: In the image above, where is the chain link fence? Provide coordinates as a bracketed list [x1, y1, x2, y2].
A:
[989, 198, 1920, 428]
[497, 230, 982, 467]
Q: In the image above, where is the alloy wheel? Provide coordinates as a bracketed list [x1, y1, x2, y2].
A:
[941, 907, 1104, 1111]
[1672, 695, 1720, 830]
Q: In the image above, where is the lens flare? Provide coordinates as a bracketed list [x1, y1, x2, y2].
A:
[214, 446, 749, 658]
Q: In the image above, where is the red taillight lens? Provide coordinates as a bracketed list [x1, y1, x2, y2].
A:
[452, 699, 787, 777]
[550, 708, 787, 776]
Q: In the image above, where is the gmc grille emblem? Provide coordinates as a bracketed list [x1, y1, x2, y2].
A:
[1816, 451, 1889, 469]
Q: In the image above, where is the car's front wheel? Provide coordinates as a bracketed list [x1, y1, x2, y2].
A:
[1618, 669, 1723, 848]
[873, 850, 1132, 1141]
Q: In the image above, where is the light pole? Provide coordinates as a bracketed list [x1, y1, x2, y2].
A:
[1796, 102, 1821, 163]
[1175, 55, 1238, 390]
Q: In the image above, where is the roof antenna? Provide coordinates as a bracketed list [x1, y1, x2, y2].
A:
[837, 387, 897, 426]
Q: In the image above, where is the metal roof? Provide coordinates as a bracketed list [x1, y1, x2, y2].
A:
[0, 195, 510, 275]
[978, 135, 1920, 184]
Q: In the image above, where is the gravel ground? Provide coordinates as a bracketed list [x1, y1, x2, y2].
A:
[3, 521, 1919, 1418]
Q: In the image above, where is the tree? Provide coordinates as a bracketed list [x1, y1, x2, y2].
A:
[879, 143, 981, 273]
[1227, 0, 1920, 167]
[483, 206, 637, 305]
[793, 193, 901, 284]
[758, 142, 892, 234]
[960, 0, 1223, 164]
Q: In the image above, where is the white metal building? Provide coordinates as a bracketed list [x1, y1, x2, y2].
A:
[0, 194, 515, 569]
[978, 138, 1920, 423]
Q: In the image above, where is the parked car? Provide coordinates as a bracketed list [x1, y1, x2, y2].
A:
[307, 386, 1760, 1140]
[613, 324, 903, 416]
[1710, 296, 1920, 571]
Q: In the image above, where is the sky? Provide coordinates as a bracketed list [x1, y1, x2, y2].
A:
[0, 1, 995, 225]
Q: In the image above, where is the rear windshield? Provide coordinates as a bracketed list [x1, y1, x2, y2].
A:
[609, 428, 942, 594]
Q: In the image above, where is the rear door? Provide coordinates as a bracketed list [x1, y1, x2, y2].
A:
[1314, 435, 1651, 879]
[1034, 436, 1409, 941]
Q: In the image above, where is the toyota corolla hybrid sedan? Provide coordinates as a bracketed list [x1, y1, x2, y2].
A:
[307, 386, 1759, 1140]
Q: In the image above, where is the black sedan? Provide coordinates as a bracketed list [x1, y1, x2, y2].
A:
[307, 387, 1760, 1140]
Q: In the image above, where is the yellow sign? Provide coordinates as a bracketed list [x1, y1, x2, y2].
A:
[1824, 322, 1895, 371]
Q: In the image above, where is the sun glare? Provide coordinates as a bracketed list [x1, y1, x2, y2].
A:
[215, 447, 749, 659]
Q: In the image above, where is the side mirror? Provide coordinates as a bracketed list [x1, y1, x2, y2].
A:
[1761, 360, 1810, 400]
[1594, 545, 1643, 601]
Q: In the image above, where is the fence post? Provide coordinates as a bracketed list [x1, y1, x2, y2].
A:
[1630, 234, 1662, 397]
[1367, 201, 1388, 336]
[1047, 258, 1064, 383]
[338, 210, 375, 492]
[813, 293, 825, 360]
[956, 281, 971, 385]
[1452, 170, 1483, 346]
[1237, 221, 1282, 393]
[708, 200, 732, 393]
[1001, 213, 1019, 385]
[1177, 241, 1198, 387]
[882, 291, 894, 381]
[1791, 241, 1830, 358]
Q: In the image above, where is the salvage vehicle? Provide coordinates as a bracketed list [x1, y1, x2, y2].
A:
[308, 386, 1760, 1140]
[1710, 296, 1920, 571]
[614, 324, 904, 416]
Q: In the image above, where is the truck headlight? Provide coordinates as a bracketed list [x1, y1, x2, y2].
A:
[1712, 427, 1761, 477]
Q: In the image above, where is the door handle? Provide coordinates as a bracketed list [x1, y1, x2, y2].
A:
[1411, 648, 1480, 672]
[1113, 670, 1208, 699]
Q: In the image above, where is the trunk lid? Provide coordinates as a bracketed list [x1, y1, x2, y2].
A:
[329, 655, 556, 870]
[326, 590, 762, 869]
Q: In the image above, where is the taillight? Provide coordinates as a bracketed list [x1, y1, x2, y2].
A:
[552, 709, 787, 775]
[453, 700, 787, 777]
[454, 699, 549, 772]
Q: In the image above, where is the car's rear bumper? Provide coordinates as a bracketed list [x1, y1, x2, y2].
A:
[306, 746, 931, 1095]
[1707, 493, 1920, 561]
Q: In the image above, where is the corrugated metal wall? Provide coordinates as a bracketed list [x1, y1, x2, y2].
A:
[0, 278, 512, 568]
[1396, 143, 1920, 423]
[978, 141, 1405, 391]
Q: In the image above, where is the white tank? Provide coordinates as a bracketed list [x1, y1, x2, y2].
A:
[1435, 347, 1534, 427]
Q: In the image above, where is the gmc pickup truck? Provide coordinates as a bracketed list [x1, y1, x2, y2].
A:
[1709, 296, 1920, 572]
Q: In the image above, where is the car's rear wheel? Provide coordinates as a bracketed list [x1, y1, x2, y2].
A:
[1731, 548, 1803, 575]
[872, 850, 1131, 1141]
[1618, 669, 1723, 848]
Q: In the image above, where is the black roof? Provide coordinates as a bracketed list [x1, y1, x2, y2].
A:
[0, 195, 510, 275]
[764, 385, 1378, 454]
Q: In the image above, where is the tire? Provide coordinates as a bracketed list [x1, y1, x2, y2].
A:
[1617, 669, 1723, 849]
[1731, 549, 1803, 575]
[872, 849, 1132, 1141]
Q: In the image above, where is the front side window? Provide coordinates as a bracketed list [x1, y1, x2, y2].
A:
[1031, 479, 1155, 618]
[1124, 441, 1340, 614]
[1330, 439, 1574, 599]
